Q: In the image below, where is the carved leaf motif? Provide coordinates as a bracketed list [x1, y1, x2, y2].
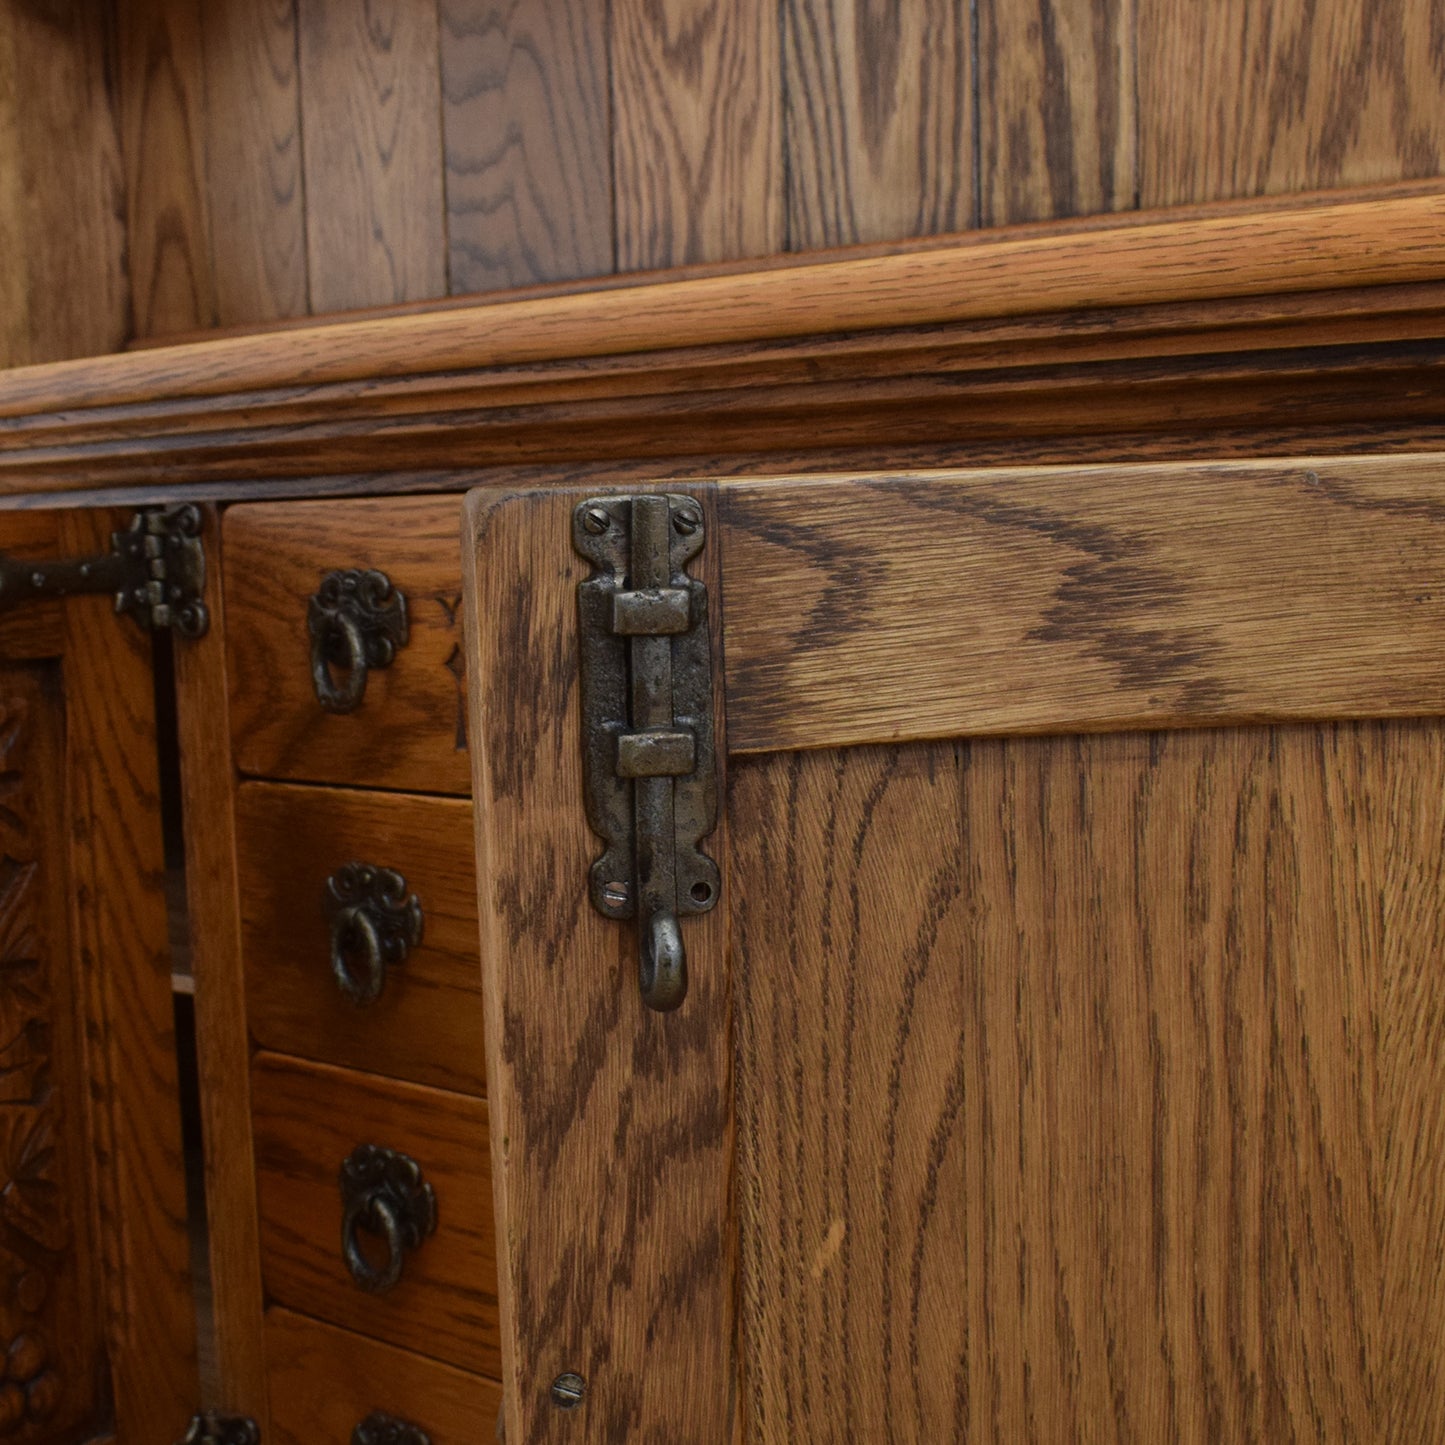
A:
[0, 1111, 65, 1256]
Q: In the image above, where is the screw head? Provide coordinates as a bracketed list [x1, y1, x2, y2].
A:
[550, 1372, 586, 1409]
[672, 505, 701, 536]
[600, 880, 630, 909]
[581, 505, 611, 535]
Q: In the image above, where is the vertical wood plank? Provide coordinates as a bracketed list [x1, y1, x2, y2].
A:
[978, 0, 1136, 224]
[174, 507, 270, 1427]
[297, 0, 447, 311]
[59, 510, 199, 1444]
[465, 483, 735, 1441]
[783, 0, 972, 248]
[439, 0, 613, 294]
[0, 2, 128, 366]
[118, 0, 218, 338]
[612, 0, 782, 270]
[1138, 0, 1445, 207]
[201, 0, 310, 326]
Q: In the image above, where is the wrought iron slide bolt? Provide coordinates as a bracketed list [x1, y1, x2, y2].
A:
[0, 505, 208, 637]
[339, 1143, 437, 1294]
[323, 862, 424, 1005]
[573, 494, 720, 1012]
[309, 568, 409, 713]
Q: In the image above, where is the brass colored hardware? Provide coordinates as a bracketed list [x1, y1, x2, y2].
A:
[353, 1412, 431, 1445]
[339, 1144, 437, 1294]
[309, 569, 409, 713]
[323, 862, 424, 1006]
[573, 494, 719, 1013]
[177, 1414, 260, 1445]
[0, 505, 208, 637]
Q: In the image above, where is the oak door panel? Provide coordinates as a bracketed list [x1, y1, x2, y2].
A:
[466, 460, 1445, 1442]
[238, 781, 484, 1092]
[0, 510, 198, 1442]
[729, 725, 1430, 1441]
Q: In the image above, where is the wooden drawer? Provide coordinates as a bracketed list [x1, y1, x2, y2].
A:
[224, 497, 470, 793]
[265, 1308, 501, 1444]
[238, 781, 484, 1092]
[252, 1053, 500, 1376]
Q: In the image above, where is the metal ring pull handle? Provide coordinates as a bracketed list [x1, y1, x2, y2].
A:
[308, 568, 409, 714]
[324, 863, 424, 1006]
[339, 1144, 436, 1294]
[353, 1413, 432, 1445]
[641, 909, 687, 1012]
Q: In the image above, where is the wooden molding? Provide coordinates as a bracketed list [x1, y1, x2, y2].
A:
[4, 188, 1445, 497]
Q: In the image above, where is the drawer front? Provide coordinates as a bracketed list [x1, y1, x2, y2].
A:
[239, 781, 484, 1092]
[266, 1307, 501, 1445]
[253, 1053, 499, 1376]
[224, 497, 470, 793]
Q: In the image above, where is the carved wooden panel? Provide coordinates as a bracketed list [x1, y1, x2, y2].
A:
[0, 671, 107, 1441]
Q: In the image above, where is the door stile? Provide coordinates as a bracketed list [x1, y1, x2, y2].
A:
[464, 483, 737, 1443]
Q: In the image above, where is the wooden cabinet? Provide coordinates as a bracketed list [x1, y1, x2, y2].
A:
[0, 191, 1444, 1442]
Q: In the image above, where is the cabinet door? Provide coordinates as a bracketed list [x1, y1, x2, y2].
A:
[0, 511, 197, 1442]
[466, 459, 1445, 1443]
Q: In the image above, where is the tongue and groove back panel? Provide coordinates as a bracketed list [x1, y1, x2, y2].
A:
[11, 0, 1443, 367]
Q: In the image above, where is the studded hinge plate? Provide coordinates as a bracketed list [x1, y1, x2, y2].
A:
[574, 494, 719, 1012]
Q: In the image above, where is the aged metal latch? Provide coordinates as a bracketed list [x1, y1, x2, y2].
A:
[0, 504, 208, 637]
[574, 494, 720, 1012]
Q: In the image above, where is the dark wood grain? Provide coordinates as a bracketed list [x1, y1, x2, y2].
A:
[0, 1, 127, 367]
[296, 0, 447, 310]
[223, 496, 471, 794]
[611, 0, 782, 269]
[719, 455, 1445, 754]
[783, 0, 971, 248]
[265, 1308, 502, 1445]
[439, 0, 613, 293]
[58, 509, 198, 1442]
[251, 1052, 499, 1376]
[238, 781, 484, 1091]
[978, 0, 1135, 224]
[118, 0, 218, 339]
[729, 723, 1445, 1439]
[201, 0, 309, 325]
[0, 670, 111, 1441]
[464, 481, 735, 1442]
[173, 506, 270, 1428]
[1139, 0, 1445, 208]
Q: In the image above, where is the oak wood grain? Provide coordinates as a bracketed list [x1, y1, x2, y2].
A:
[251, 1052, 499, 1376]
[465, 481, 735, 1442]
[238, 781, 484, 1092]
[611, 0, 782, 269]
[201, 0, 309, 325]
[0, 1, 127, 368]
[296, 0, 447, 311]
[719, 454, 1445, 754]
[173, 506, 270, 1427]
[979, 0, 1136, 224]
[439, 0, 613, 294]
[730, 722, 1444, 1440]
[1139, 0, 1445, 208]
[59, 509, 199, 1442]
[782, 0, 971, 248]
[265, 1307, 502, 1445]
[118, 0, 218, 339]
[223, 496, 471, 794]
[5, 188, 1445, 418]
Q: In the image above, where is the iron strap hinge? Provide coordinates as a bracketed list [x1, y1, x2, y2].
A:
[573, 494, 720, 1012]
[0, 504, 209, 637]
